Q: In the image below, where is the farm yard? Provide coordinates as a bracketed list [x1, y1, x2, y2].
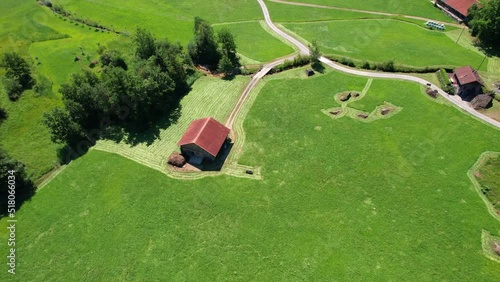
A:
[1, 0, 500, 280]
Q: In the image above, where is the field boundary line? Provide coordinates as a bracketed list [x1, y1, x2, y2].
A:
[36, 165, 67, 190]
[467, 151, 500, 222]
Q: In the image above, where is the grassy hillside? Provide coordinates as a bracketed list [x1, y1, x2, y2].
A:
[283, 19, 487, 70]
[2, 69, 500, 281]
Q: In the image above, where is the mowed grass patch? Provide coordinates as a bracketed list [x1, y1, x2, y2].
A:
[4, 69, 500, 280]
[285, 0, 454, 22]
[214, 21, 295, 63]
[94, 75, 249, 172]
[283, 19, 487, 70]
[54, 0, 263, 44]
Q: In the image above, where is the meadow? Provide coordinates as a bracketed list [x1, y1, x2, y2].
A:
[281, 0, 454, 22]
[2, 68, 500, 281]
[283, 19, 487, 70]
[214, 21, 295, 63]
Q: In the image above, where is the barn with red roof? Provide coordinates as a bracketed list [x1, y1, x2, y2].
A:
[177, 117, 230, 164]
[452, 65, 483, 97]
[435, 0, 481, 22]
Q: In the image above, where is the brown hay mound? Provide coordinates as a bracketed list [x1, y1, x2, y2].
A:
[352, 92, 360, 98]
[339, 92, 352, 102]
[381, 108, 393, 115]
[492, 241, 500, 256]
[471, 94, 493, 110]
[357, 113, 369, 119]
[330, 110, 342, 115]
[426, 88, 438, 98]
[168, 152, 186, 168]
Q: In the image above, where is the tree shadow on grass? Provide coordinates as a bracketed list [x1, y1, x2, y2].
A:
[312, 62, 325, 74]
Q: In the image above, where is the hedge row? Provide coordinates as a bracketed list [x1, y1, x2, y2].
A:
[38, 1, 119, 34]
[325, 55, 443, 74]
[437, 69, 455, 94]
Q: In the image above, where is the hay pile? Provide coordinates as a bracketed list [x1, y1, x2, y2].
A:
[471, 94, 493, 110]
[168, 152, 186, 167]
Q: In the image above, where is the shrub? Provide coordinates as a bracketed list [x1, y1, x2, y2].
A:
[361, 61, 371, 70]
[3, 77, 23, 101]
[340, 57, 355, 67]
[270, 54, 311, 73]
[437, 69, 454, 94]
[375, 60, 396, 72]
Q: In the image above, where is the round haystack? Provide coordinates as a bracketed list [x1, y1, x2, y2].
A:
[168, 152, 186, 167]
[493, 241, 500, 256]
[330, 109, 342, 115]
[426, 88, 438, 98]
[381, 108, 393, 115]
[339, 92, 352, 102]
[357, 113, 368, 119]
[471, 94, 493, 110]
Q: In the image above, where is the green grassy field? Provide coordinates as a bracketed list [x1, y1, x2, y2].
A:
[284, 0, 454, 22]
[283, 19, 487, 70]
[2, 68, 500, 280]
[53, 0, 264, 44]
[214, 21, 295, 63]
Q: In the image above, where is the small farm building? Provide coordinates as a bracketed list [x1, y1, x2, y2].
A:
[177, 117, 230, 164]
[451, 66, 483, 97]
[470, 94, 493, 109]
[435, 0, 480, 22]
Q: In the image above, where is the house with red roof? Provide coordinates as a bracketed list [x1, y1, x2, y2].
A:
[177, 117, 230, 164]
[451, 65, 483, 97]
[435, 0, 481, 22]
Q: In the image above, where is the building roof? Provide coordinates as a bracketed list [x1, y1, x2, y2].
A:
[442, 0, 479, 17]
[453, 65, 483, 86]
[177, 117, 230, 157]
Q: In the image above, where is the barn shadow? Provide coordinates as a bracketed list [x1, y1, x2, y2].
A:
[188, 141, 233, 172]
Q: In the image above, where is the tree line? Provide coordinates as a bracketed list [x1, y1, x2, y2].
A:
[468, 0, 500, 47]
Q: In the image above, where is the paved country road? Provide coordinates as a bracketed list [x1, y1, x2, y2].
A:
[228, 0, 500, 129]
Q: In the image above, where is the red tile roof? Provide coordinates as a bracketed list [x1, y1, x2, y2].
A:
[453, 65, 483, 86]
[177, 117, 230, 157]
[443, 0, 479, 16]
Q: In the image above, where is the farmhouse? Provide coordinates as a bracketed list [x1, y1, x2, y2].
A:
[451, 65, 483, 97]
[177, 117, 230, 164]
[435, 0, 480, 22]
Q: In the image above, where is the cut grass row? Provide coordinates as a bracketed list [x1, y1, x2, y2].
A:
[3, 68, 500, 280]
